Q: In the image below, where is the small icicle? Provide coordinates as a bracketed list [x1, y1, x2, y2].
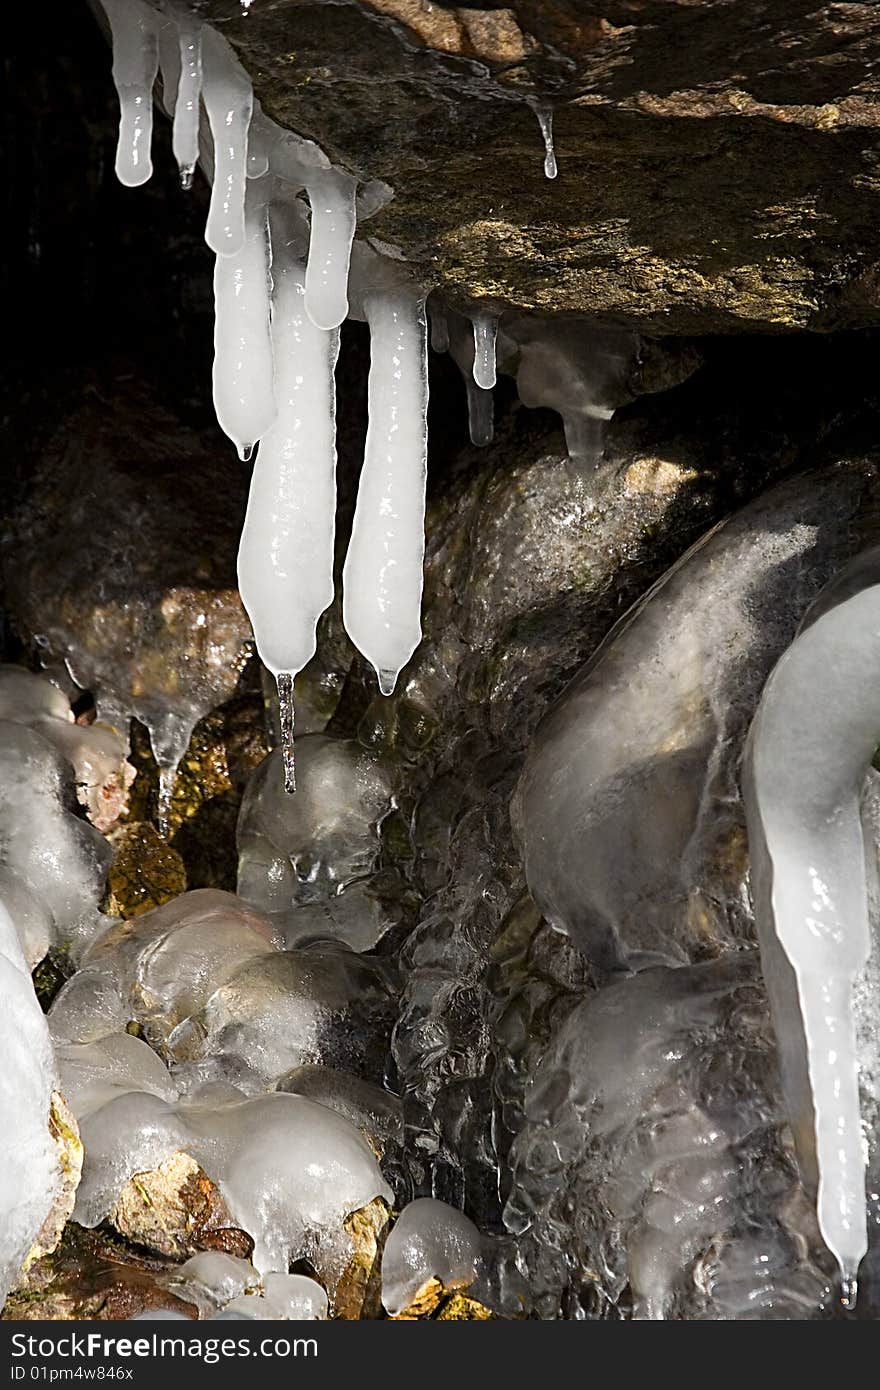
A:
[237, 201, 339, 695]
[173, 22, 202, 191]
[101, 0, 159, 189]
[430, 305, 449, 354]
[212, 178, 276, 458]
[840, 1274, 858, 1312]
[201, 27, 253, 257]
[342, 282, 429, 696]
[156, 765, 176, 837]
[303, 168, 358, 330]
[276, 672, 296, 794]
[535, 106, 558, 180]
[472, 314, 497, 390]
[466, 378, 494, 447]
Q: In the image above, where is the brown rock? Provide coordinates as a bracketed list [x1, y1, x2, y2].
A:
[111, 1151, 252, 1262]
[105, 823, 187, 919]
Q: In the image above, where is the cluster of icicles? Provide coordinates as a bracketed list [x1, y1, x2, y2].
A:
[99, 0, 558, 794]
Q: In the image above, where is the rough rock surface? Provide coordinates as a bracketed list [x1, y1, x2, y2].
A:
[205, 0, 880, 333]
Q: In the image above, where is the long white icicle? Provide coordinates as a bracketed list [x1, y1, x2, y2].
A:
[212, 179, 276, 461]
[201, 27, 253, 257]
[304, 169, 358, 331]
[744, 582, 880, 1307]
[342, 285, 428, 695]
[238, 204, 340, 791]
[101, 0, 159, 188]
[172, 21, 202, 190]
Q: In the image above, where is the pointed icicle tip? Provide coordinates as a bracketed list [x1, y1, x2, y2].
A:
[840, 1274, 858, 1312]
[378, 668, 397, 697]
[276, 671, 296, 794]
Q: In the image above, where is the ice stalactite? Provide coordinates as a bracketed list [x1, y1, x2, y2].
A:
[304, 169, 358, 331]
[743, 575, 880, 1306]
[201, 26, 253, 257]
[533, 106, 557, 180]
[212, 178, 276, 463]
[343, 265, 429, 696]
[172, 19, 202, 190]
[101, 0, 159, 188]
[238, 203, 341, 795]
[434, 305, 494, 447]
[472, 313, 498, 390]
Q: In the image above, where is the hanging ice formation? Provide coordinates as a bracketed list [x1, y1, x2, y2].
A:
[743, 567, 880, 1309]
[96, 0, 429, 792]
[532, 105, 558, 180]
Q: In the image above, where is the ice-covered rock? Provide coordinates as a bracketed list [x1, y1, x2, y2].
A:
[381, 1197, 482, 1316]
[0, 898, 71, 1302]
[169, 945, 398, 1091]
[0, 721, 111, 960]
[506, 954, 831, 1319]
[275, 1064, 403, 1152]
[514, 457, 880, 973]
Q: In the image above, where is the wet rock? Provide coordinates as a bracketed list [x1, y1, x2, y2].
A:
[0, 381, 254, 781]
[111, 1151, 248, 1262]
[105, 824, 187, 921]
[205, 0, 880, 333]
[334, 1196, 392, 1320]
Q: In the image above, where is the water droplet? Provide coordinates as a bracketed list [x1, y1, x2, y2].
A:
[276, 671, 296, 793]
[378, 668, 397, 697]
[238, 443, 254, 463]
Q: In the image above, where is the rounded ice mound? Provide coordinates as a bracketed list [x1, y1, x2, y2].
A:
[0, 720, 111, 960]
[169, 945, 398, 1089]
[236, 735, 397, 951]
[381, 1197, 482, 1315]
[212, 1274, 328, 1320]
[275, 1064, 403, 1152]
[64, 889, 282, 1049]
[0, 665, 135, 833]
[170, 1252, 259, 1313]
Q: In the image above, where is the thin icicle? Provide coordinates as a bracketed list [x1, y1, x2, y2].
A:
[342, 283, 428, 696]
[101, 0, 159, 188]
[276, 673, 296, 793]
[466, 379, 494, 447]
[201, 27, 253, 257]
[213, 179, 276, 460]
[535, 106, 558, 180]
[173, 22, 202, 190]
[472, 314, 497, 390]
[430, 305, 449, 354]
[304, 169, 358, 330]
[237, 201, 339, 734]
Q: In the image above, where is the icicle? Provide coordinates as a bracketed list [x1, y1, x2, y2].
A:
[173, 22, 202, 190]
[201, 27, 253, 257]
[342, 283, 428, 696]
[237, 200, 339, 783]
[535, 106, 558, 180]
[466, 379, 493, 447]
[430, 305, 449, 354]
[743, 580, 880, 1296]
[472, 314, 497, 390]
[277, 672, 296, 794]
[101, 0, 159, 188]
[303, 169, 358, 331]
[212, 179, 276, 460]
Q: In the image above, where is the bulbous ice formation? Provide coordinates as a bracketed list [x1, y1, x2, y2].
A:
[342, 273, 429, 695]
[743, 572, 880, 1301]
[381, 1197, 482, 1315]
[0, 898, 65, 1303]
